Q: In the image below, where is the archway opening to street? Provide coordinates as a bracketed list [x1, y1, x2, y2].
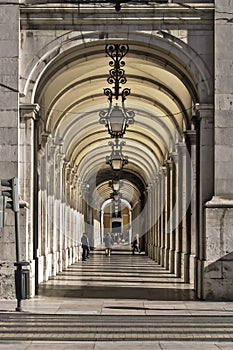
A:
[26, 31, 211, 298]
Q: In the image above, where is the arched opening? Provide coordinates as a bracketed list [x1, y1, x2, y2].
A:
[101, 198, 132, 246]
[19, 29, 212, 298]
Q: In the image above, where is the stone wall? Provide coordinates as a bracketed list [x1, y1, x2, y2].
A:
[204, 201, 233, 300]
[214, 0, 233, 196]
[0, 1, 19, 298]
[201, 0, 233, 300]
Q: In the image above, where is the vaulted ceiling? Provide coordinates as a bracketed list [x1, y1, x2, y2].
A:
[35, 39, 194, 209]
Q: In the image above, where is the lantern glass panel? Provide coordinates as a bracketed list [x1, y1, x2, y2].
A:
[113, 182, 120, 191]
[112, 159, 122, 170]
[110, 105, 125, 133]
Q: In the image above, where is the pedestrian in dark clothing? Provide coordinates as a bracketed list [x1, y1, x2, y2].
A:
[81, 232, 89, 261]
[104, 232, 113, 256]
[132, 234, 140, 254]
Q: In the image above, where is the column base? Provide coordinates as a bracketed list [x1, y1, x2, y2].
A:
[181, 252, 190, 283]
[189, 254, 196, 284]
[62, 248, 69, 270]
[160, 247, 165, 267]
[156, 246, 161, 264]
[58, 250, 63, 272]
[165, 248, 170, 270]
[196, 258, 204, 299]
[45, 253, 53, 281]
[52, 251, 58, 276]
[29, 259, 36, 297]
[169, 250, 175, 274]
[152, 245, 157, 261]
[175, 251, 181, 277]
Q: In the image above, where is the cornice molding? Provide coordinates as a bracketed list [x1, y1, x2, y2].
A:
[20, 2, 214, 29]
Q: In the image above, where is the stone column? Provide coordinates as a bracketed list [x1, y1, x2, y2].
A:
[195, 103, 214, 299]
[172, 147, 182, 278]
[156, 173, 161, 264]
[148, 182, 154, 260]
[161, 166, 167, 267]
[86, 200, 94, 249]
[179, 142, 190, 283]
[72, 172, 79, 263]
[169, 155, 177, 274]
[38, 133, 51, 282]
[47, 141, 56, 276]
[157, 169, 165, 265]
[132, 199, 140, 249]
[149, 183, 154, 260]
[19, 104, 39, 295]
[37, 147, 43, 283]
[42, 137, 56, 280]
[55, 150, 65, 272]
[196, 105, 214, 299]
[165, 160, 172, 270]
[63, 162, 71, 269]
[152, 179, 158, 261]
[151, 179, 157, 261]
[74, 181, 81, 257]
[146, 185, 152, 259]
[69, 169, 76, 264]
[184, 129, 197, 285]
[76, 179, 83, 258]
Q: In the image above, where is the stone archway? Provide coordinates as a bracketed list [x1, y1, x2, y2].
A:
[18, 4, 214, 299]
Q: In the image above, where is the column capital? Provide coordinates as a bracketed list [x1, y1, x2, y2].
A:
[194, 103, 214, 112]
[41, 131, 52, 149]
[165, 159, 173, 170]
[38, 132, 52, 157]
[170, 152, 178, 163]
[184, 130, 196, 145]
[162, 165, 167, 176]
[150, 178, 157, 188]
[146, 183, 152, 192]
[20, 103, 40, 120]
[176, 141, 187, 152]
[194, 103, 214, 120]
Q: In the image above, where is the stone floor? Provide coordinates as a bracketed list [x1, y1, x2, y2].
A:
[1, 249, 233, 349]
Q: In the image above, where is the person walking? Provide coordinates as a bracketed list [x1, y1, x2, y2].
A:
[104, 232, 113, 256]
[132, 234, 140, 254]
[81, 232, 89, 261]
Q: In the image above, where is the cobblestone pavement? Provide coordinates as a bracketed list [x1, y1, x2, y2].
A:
[0, 250, 233, 349]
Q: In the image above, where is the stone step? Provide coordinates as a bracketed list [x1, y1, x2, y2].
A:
[0, 313, 233, 341]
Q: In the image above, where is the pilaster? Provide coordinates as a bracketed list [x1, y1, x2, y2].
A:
[19, 104, 40, 260]
[146, 184, 153, 259]
[215, 0, 233, 198]
[184, 129, 197, 285]
[195, 103, 214, 299]
[168, 155, 177, 274]
[151, 180, 157, 261]
[153, 179, 158, 261]
[174, 146, 182, 278]
[161, 166, 167, 267]
[177, 141, 190, 282]
[165, 160, 172, 270]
